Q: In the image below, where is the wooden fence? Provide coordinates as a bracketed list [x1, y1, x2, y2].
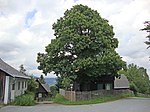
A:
[59, 89, 76, 101]
[59, 89, 133, 101]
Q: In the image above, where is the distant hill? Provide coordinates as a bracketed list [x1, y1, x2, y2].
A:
[44, 78, 57, 86]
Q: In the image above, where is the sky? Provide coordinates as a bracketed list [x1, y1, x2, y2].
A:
[0, 0, 150, 78]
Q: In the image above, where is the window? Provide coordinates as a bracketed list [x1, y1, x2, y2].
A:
[105, 84, 113, 90]
[25, 81, 26, 88]
[97, 83, 113, 90]
[97, 84, 103, 90]
[22, 82, 24, 89]
[18, 82, 20, 90]
[12, 83, 15, 90]
[97, 84, 106, 90]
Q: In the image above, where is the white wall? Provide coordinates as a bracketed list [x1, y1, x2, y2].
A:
[10, 78, 28, 101]
[4, 76, 9, 104]
[1, 72, 29, 104]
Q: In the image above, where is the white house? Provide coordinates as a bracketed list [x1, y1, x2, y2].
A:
[0, 58, 30, 104]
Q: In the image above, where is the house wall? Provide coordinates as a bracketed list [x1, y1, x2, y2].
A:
[0, 71, 28, 104]
[0, 71, 5, 103]
[74, 76, 114, 91]
[37, 83, 46, 93]
[10, 77, 28, 101]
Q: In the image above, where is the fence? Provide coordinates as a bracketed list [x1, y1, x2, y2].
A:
[59, 89, 133, 101]
[59, 89, 76, 101]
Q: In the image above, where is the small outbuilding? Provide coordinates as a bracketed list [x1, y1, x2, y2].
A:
[36, 79, 50, 101]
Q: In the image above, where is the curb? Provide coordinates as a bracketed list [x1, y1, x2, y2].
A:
[36, 101, 54, 104]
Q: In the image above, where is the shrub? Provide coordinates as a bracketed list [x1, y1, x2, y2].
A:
[13, 93, 35, 106]
[53, 94, 67, 103]
[50, 85, 58, 98]
[24, 90, 35, 96]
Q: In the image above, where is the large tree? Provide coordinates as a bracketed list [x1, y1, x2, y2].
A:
[120, 64, 150, 94]
[37, 5, 125, 83]
[141, 21, 150, 49]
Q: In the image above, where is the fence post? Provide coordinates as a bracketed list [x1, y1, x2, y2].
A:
[70, 83, 73, 101]
[74, 91, 76, 101]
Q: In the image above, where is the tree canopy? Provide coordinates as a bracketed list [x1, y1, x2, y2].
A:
[141, 21, 150, 49]
[37, 4, 125, 82]
[19, 64, 26, 74]
[120, 64, 150, 94]
[27, 76, 38, 93]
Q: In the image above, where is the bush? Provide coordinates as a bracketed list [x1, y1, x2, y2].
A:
[13, 92, 35, 106]
[24, 90, 35, 95]
[50, 85, 58, 98]
[53, 94, 67, 103]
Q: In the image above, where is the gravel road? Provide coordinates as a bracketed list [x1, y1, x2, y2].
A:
[0, 97, 150, 112]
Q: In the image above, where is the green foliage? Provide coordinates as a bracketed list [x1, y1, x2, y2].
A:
[120, 64, 150, 94]
[13, 92, 35, 106]
[55, 76, 64, 89]
[50, 85, 58, 98]
[56, 76, 72, 90]
[39, 75, 46, 84]
[37, 4, 125, 83]
[141, 21, 150, 49]
[27, 76, 38, 93]
[53, 93, 133, 105]
[129, 82, 138, 95]
[62, 77, 72, 89]
[19, 64, 26, 74]
[53, 94, 68, 103]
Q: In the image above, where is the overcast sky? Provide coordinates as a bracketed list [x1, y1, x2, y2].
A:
[0, 0, 150, 78]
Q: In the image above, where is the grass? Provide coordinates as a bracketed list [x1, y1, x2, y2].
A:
[53, 93, 134, 105]
[53, 94, 68, 103]
[12, 92, 35, 106]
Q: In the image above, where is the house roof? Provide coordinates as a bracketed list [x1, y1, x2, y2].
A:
[114, 74, 129, 89]
[0, 58, 30, 79]
[36, 79, 51, 93]
[41, 84, 51, 93]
